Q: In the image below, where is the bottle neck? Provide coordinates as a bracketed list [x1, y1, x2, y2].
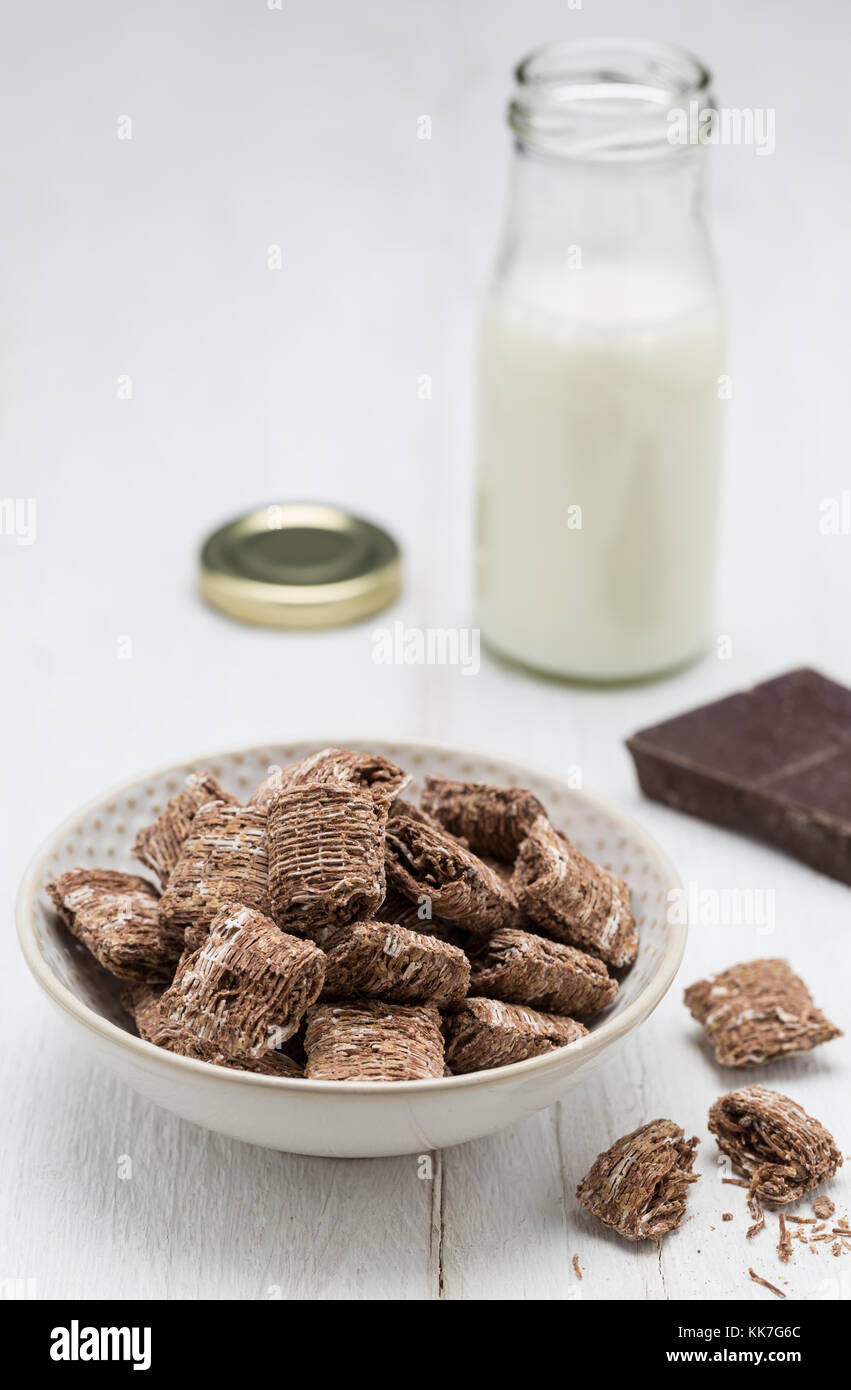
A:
[500, 141, 711, 275]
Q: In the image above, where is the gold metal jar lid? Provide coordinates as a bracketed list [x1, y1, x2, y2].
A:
[199, 503, 401, 629]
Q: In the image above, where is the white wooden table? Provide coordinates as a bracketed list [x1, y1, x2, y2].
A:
[2, 0, 850, 1301]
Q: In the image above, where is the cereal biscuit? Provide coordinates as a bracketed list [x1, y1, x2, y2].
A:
[304, 1000, 444, 1081]
[250, 748, 410, 813]
[157, 802, 270, 948]
[267, 783, 385, 934]
[708, 1086, 842, 1204]
[469, 927, 617, 1018]
[47, 868, 181, 982]
[132, 772, 239, 886]
[122, 982, 304, 1077]
[421, 777, 546, 863]
[512, 817, 637, 969]
[441, 997, 586, 1073]
[385, 815, 517, 935]
[576, 1119, 700, 1241]
[159, 903, 325, 1058]
[684, 958, 841, 1067]
[322, 920, 470, 1006]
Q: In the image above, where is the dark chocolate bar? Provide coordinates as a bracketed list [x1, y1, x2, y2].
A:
[626, 668, 851, 884]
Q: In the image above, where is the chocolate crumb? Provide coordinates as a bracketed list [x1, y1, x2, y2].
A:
[746, 1193, 765, 1239]
[777, 1214, 793, 1263]
[748, 1268, 786, 1299]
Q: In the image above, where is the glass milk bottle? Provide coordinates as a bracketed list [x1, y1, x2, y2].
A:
[476, 39, 725, 681]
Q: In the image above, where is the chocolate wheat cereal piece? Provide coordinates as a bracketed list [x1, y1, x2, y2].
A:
[512, 817, 637, 969]
[575, 1119, 700, 1242]
[250, 747, 410, 813]
[160, 903, 325, 1058]
[322, 920, 470, 1006]
[47, 868, 182, 982]
[708, 1086, 843, 1204]
[131, 772, 239, 887]
[421, 777, 545, 863]
[304, 1000, 444, 1081]
[468, 927, 617, 1018]
[157, 802, 270, 949]
[385, 815, 517, 935]
[267, 782, 385, 934]
[130, 995, 304, 1076]
[123, 978, 304, 1076]
[684, 958, 841, 1067]
[442, 997, 586, 1074]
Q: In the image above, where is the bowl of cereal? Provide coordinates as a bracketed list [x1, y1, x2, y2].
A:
[17, 739, 684, 1157]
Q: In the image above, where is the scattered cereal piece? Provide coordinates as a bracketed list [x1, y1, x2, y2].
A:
[572, 1254, 582, 1280]
[746, 1194, 765, 1239]
[157, 802, 270, 949]
[420, 777, 546, 862]
[575, 1119, 699, 1242]
[267, 782, 385, 935]
[468, 926, 617, 1018]
[512, 817, 637, 968]
[777, 1214, 793, 1263]
[442, 997, 586, 1074]
[684, 958, 841, 1067]
[159, 903, 325, 1057]
[47, 868, 181, 982]
[385, 815, 518, 934]
[708, 1086, 842, 1204]
[250, 748, 410, 813]
[722, 1212, 734, 1221]
[322, 919, 470, 1006]
[304, 1000, 444, 1081]
[813, 1195, 836, 1220]
[748, 1267, 785, 1298]
[131, 772, 239, 887]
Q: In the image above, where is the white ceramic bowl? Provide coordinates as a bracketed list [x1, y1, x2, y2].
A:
[17, 739, 685, 1157]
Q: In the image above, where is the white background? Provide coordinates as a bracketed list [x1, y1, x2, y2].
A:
[3, 0, 850, 1301]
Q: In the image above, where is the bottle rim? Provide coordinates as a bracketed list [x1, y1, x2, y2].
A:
[510, 37, 714, 161]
